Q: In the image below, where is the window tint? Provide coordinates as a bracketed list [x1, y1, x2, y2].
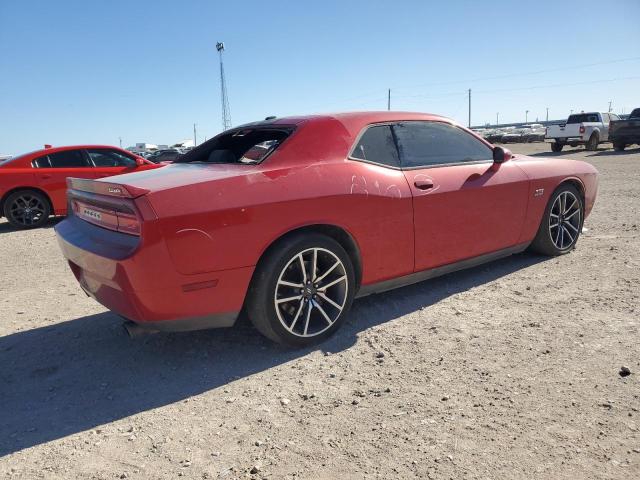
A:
[350, 125, 399, 167]
[34, 150, 87, 168]
[87, 149, 137, 167]
[630, 109, 640, 119]
[567, 113, 600, 123]
[393, 122, 493, 168]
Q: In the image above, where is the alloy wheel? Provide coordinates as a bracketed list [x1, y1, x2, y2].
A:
[549, 191, 581, 250]
[274, 247, 348, 338]
[9, 194, 47, 227]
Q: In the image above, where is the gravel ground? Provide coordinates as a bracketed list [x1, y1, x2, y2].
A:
[1, 142, 639, 479]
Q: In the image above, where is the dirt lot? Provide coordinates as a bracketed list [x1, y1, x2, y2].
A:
[1, 142, 639, 479]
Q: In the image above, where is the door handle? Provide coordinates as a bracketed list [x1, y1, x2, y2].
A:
[414, 179, 434, 190]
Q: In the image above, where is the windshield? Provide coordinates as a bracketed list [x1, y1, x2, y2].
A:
[567, 113, 599, 123]
[629, 108, 640, 119]
[177, 127, 294, 165]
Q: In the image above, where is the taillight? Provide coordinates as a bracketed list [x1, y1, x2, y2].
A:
[72, 200, 141, 236]
[579, 125, 585, 134]
[115, 212, 141, 235]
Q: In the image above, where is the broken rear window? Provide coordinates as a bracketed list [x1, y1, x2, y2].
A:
[176, 127, 293, 165]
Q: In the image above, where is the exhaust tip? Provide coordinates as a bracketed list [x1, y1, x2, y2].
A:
[122, 321, 158, 338]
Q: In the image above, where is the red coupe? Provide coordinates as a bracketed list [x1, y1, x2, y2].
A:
[0, 145, 161, 229]
[55, 112, 598, 346]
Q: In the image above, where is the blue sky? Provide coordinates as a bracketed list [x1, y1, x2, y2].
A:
[1, 0, 639, 154]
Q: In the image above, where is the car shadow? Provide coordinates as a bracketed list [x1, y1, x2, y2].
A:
[527, 149, 588, 157]
[586, 146, 640, 157]
[0, 252, 547, 456]
[0, 217, 63, 235]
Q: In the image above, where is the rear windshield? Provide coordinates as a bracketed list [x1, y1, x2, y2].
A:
[567, 113, 599, 123]
[629, 109, 640, 119]
[177, 127, 294, 164]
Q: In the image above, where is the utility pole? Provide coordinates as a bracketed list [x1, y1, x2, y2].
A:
[608, 100, 612, 113]
[193, 123, 197, 147]
[525, 110, 529, 123]
[468, 89, 471, 128]
[496, 112, 499, 126]
[546, 107, 549, 122]
[387, 89, 391, 111]
[119, 137, 122, 148]
[216, 42, 232, 131]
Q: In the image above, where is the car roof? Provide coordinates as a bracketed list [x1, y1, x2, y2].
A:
[239, 111, 453, 137]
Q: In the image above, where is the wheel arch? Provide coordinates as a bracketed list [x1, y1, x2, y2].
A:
[557, 177, 585, 204]
[0, 186, 54, 217]
[255, 223, 363, 290]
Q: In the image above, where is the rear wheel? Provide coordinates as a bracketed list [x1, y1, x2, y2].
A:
[246, 233, 356, 347]
[529, 184, 584, 256]
[3, 190, 51, 229]
[551, 141, 563, 152]
[613, 142, 626, 151]
[586, 133, 599, 151]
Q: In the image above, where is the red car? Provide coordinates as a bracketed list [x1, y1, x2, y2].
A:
[0, 145, 161, 229]
[55, 112, 598, 346]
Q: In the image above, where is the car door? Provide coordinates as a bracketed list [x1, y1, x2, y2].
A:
[31, 149, 92, 213]
[393, 121, 530, 272]
[85, 148, 143, 179]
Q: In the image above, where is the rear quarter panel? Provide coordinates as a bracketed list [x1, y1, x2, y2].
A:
[0, 168, 38, 212]
[144, 119, 415, 286]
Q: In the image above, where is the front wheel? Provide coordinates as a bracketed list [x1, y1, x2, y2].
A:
[529, 184, 584, 256]
[3, 190, 51, 229]
[246, 233, 356, 347]
[613, 142, 626, 151]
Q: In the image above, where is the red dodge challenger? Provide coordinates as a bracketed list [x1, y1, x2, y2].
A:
[0, 145, 161, 229]
[55, 112, 598, 346]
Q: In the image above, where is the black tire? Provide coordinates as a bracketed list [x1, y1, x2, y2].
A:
[551, 142, 563, 152]
[3, 190, 51, 229]
[529, 184, 584, 256]
[246, 233, 356, 347]
[586, 133, 599, 151]
[613, 142, 626, 151]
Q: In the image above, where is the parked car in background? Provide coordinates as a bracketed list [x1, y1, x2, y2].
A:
[147, 149, 183, 163]
[0, 145, 162, 229]
[55, 112, 598, 346]
[609, 108, 640, 151]
[545, 112, 619, 152]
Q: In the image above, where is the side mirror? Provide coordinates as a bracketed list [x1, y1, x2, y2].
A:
[493, 146, 513, 164]
[135, 157, 145, 166]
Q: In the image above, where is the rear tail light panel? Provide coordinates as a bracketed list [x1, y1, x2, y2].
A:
[579, 125, 586, 134]
[70, 192, 143, 236]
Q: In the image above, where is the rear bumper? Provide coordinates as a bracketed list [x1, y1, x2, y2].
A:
[55, 216, 254, 331]
[546, 137, 584, 143]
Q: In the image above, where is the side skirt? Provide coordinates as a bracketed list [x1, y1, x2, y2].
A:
[356, 242, 530, 298]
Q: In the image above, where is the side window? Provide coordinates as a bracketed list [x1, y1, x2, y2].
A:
[350, 125, 400, 167]
[86, 149, 137, 167]
[610, 114, 620, 121]
[393, 121, 493, 168]
[32, 155, 52, 168]
[47, 150, 87, 168]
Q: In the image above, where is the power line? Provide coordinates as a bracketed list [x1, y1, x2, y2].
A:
[391, 56, 640, 92]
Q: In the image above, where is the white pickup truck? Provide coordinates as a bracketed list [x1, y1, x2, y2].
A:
[545, 112, 619, 152]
